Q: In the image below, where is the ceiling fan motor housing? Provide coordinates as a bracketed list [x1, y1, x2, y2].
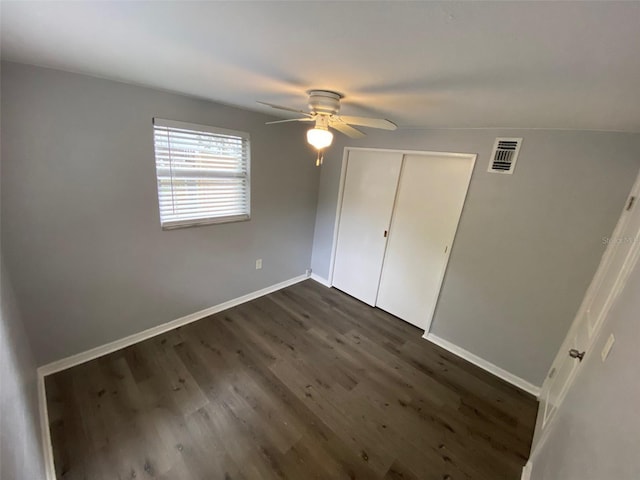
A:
[308, 90, 342, 116]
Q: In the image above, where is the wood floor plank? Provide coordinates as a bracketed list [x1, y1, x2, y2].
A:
[46, 279, 538, 479]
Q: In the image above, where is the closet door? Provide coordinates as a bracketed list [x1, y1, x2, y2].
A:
[376, 153, 474, 330]
[332, 150, 403, 306]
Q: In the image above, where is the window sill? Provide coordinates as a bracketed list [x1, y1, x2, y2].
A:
[161, 214, 250, 230]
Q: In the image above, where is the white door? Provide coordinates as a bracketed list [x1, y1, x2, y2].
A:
[376, 153, 475, 330]
[531, 172, 640, 453]
[332, 150, 403, 305]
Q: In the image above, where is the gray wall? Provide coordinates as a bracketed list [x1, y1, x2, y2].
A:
[530, 246, 640, 479]
[1, 63, 45, 478]
[311, 129, 640, 386]
[1, 62, 320, 365]
[0, 256, 45, 480]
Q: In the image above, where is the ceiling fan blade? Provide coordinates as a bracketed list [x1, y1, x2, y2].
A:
[265, 118, 314, 125]
[337, 115, 397, 130]
[257, 101, 312, 116]
[329, 119, 366, 138]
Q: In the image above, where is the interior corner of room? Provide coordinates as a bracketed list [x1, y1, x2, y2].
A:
[2, 3, 640, 480]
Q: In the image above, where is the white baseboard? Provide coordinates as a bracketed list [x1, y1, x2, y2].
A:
[310, 273, 331, 288]
[521, 460, 533, 480]
[424, 333, 541, 397]
[37, 273, 310, 479]
[38, 273, 309, 377]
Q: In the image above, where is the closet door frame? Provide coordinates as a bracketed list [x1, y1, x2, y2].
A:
[328, 147, 477, 334]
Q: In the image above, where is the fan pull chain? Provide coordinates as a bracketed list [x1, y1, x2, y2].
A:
[315, 150, 324, 167]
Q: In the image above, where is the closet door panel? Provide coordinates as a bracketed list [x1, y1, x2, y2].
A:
[376, 154, 474, 329]
[332, 150, 403, 306]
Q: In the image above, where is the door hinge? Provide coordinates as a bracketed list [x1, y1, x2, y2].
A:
[383, 230, 388, 238]
[626, 196, 636, 211]
[444, 245, 448, 253]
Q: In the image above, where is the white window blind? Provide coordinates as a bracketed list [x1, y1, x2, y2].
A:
[153, 118, 250, 229]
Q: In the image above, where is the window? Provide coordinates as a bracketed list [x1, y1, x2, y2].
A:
[152, 118, 250, 229]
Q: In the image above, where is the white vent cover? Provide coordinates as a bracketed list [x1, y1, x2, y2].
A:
[488, 138, 522, 174]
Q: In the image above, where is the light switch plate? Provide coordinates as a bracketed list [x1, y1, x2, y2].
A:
[601, 334, 615, 362]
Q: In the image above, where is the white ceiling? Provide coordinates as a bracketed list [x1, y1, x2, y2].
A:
[2, 1, 640, 132]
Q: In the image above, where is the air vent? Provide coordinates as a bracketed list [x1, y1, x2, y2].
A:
[488, 138, 522, 174]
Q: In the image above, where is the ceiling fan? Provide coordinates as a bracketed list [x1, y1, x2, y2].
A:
[258, 90, 397, 165]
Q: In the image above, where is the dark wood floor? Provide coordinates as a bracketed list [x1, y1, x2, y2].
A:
[46, 280, 537, 480]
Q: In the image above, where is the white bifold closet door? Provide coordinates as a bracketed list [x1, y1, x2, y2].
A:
[332, 150, 403, 306]
[375, 154, 474, 330]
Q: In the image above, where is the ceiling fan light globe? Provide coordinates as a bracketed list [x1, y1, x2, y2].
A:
[307, 128, 333, 149]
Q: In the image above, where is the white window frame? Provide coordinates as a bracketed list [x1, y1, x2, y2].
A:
[152, 118, 251, 230]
